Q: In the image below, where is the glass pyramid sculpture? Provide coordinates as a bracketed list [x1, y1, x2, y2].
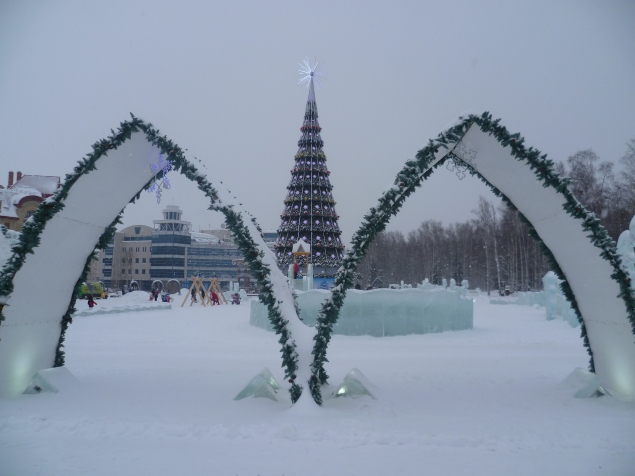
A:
[23, 366, 79, 394]
[333, 368, 375, 399]
[234, 368, 285, 402]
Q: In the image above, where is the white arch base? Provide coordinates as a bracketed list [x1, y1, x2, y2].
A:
[450, 124, 635, 398]
[0, 134, 161, 397]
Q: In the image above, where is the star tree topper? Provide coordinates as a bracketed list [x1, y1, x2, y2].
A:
[298, 58, 325, 89]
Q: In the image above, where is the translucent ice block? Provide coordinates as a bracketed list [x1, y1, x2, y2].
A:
[250, 287, 473, 337]
[234, 368, 285, 401]
[333, 368, 375, 399]
[543, 271, 579, 327]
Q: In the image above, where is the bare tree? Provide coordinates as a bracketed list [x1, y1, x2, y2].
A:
[618, 139, 635, 214]
[473, 196, 502, 295]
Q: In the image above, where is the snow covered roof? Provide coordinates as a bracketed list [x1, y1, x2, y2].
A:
[292, 239, 310, 253]
[0, 187, 42, 218]
[0, 175, 60, 219]
[190, 232, 220, 244]
[12, 175, 60, 196]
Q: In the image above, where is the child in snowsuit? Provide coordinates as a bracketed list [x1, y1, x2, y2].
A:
[88, 295, 97, 308]
[211, 291, 220, 305]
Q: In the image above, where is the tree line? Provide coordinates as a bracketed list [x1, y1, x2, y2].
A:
[357, 139, 635, 293]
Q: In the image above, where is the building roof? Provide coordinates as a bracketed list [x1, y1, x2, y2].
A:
[12, 175, 60, 196]
[191, 232, 220, 244]
[1, 175, 60, 219]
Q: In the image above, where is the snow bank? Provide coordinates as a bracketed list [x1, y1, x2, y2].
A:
[2, 298, 633, 476]
[73, 291, 172, 317]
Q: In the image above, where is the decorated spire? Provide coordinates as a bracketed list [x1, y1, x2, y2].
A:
[274, 60, 344, 274]
[307, 72, 316, 102]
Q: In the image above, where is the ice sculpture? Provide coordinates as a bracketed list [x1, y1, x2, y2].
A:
[542, 272, 579, 327]
[417, 279, 436, 291]
[332, 368, 375, 399]
[558, 367, 606, 398]
[250, 287, 473, 337]
[617, 215, 635, 283]
[233, 368, 285, 402]
[22, 366, 79, 394]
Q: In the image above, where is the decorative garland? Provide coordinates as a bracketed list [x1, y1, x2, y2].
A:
[0, 115, 303, 402]
[308, 112, 635, 404]
[3, 113, 633, 406]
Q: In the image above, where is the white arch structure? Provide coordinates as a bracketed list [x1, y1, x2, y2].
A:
[311, 114, 635, 402]
[1, 114, 634, 401]
[0, 120, 301, 398]
[447, 122, 635, 397]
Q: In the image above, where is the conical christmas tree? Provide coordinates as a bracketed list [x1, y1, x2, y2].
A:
[275, 68, 344, 275]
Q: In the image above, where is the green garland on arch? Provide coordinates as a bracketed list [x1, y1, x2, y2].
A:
[0, 115, 303, 403]
[308, 112, 635, 405]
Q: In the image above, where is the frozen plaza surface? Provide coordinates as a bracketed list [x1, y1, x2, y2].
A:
[251, 287, 473, 336]
[1, 295, 634, 476]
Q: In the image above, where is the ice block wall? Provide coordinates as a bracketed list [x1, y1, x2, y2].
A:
[543, 271, 579, 327]
[250, 287, 473, 337]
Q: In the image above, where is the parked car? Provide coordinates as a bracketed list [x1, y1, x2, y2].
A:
[79, 282, 108, 299]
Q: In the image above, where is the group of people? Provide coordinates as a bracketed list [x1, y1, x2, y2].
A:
[191, 287, 220, 305]
[149, 288, 171, 302]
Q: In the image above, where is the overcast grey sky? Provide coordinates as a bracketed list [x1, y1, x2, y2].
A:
[1, 0, 634, 243]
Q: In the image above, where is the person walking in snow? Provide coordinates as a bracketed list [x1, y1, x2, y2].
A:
[293, 261, 300, 279]
[87, 295, 97, 308]
[211, 291, 220, 306]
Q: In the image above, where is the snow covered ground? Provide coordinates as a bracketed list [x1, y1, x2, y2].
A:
[1, 294, 633, 475]
[72, 291, 172, 317]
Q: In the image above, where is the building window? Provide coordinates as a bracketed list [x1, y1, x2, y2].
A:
[135, 269, 138, 274]
[129, 247, 133, 252]
[129, 258, 132, 263]
[122, 247, 125, 252]
[135, 227, 141, 234]
[142, 258, 146, 263]
[136, 247, 140, 252]
[128, 269, 131, 274]
[143, 247, 147, 252]
[135, 258, 139, 263]
[122, 258, 125, 263]
[142, 269, 146, 275]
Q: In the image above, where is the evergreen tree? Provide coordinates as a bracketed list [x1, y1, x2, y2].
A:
[275, 74, 344, 274]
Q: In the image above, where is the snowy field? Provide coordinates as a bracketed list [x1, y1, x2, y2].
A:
[1, 294, 634, 476]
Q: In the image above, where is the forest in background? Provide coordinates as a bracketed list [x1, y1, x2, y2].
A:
[356, 139, 635, 293]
